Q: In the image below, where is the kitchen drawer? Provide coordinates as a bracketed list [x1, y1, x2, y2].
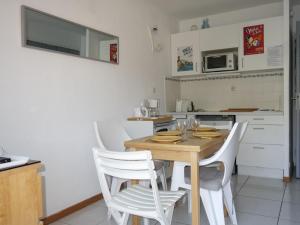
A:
[237, 144, 284, 169]
[236, 115, 283, 125]
[242, 124, 284, 144]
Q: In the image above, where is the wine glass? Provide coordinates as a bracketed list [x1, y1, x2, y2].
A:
[176, 120, 187, 137]
[191, 119, 200, 131]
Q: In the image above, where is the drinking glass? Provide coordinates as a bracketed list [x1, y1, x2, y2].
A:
[176, 120, 187, 138]
[191, 119, 200, 131]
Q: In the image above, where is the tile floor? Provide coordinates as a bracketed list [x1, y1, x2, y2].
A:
[50, 175, 300, 225]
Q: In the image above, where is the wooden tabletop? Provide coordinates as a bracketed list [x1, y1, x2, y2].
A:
[124, 130, 228, 159]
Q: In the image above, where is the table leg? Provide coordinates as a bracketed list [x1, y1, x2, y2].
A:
[132, 180, 140, 225]
[190, 152, 200, 225]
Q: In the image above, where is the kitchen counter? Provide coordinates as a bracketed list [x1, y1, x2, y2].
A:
[168, 111, 283, 116]
[0, 160, 40, 172]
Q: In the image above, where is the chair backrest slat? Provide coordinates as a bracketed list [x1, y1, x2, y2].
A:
[100, 166, 153, 180]
[97, 148, 151, 160]
[100, 157, 154, 171]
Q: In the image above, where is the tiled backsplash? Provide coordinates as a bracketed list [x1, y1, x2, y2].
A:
[166, 74, 283, 112]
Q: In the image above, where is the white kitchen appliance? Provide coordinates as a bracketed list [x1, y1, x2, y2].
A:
[203, 52, 238, 73]
[176, 99, 190, 112]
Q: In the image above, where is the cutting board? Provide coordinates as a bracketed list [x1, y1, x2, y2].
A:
[220, 108, 258, 112]
[127, 115, 173, 123]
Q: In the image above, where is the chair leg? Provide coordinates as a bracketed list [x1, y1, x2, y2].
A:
[170, 162, 186, 191]
[223, 182, 238, 225]
[200, 189, 225, 225]
[165, 205, 175, 225]
[187, 190, 192, 214]
[120, 213, 129, 225]
[111, 209, 123, 225]
[108, 178, 124, 219]
[159, 166, 168, 191]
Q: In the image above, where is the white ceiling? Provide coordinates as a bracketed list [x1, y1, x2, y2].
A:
[149, 0, 282, 20]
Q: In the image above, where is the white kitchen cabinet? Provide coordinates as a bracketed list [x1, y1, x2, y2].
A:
[237, 144, 284, 169]
[239, 16, 283, 71]
[242, 124, 284, 145]
[236, 115, 284, 179]
[171, 31, 200, 76]
[199, 23, 240, 52]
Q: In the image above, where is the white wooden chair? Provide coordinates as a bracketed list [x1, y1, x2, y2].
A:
[171, 122, 243, 225]
[94, 121, 167, 195]
[92, 148, 185, 225]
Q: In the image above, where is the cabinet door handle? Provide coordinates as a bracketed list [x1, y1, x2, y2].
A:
[253, 118, 264, 121]
[253, 127, 265, 130]
[242, 58, 244, 68]
[195, 62, 198, 72]
[253, 146, 265, 150]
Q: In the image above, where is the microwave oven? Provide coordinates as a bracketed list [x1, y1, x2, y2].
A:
[203, 52, 238, 73]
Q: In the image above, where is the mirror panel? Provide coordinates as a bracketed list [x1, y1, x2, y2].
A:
[22, 6, 119, 64]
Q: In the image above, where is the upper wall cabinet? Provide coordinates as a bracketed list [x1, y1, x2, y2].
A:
[171, 16, 284, 76]
[171, 31, 200, 76]
[239, 16, 283, 71]
[199, 24, 240, 52]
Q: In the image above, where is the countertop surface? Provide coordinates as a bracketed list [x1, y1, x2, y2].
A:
[0, 160, 41, 172]
[168, 111, 284, 116]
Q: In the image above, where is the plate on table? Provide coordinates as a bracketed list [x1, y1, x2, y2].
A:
[156, 130, 182, 136]
[150, 135, 182, 143]
[191, 127, 217, 132]
[192, 131, 222, 139]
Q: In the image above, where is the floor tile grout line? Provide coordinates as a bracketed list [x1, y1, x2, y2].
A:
[236, 194, 284, 203]
[276, 181, 287, 225]
[236, 210, 282, 222]
[234, 175, 250, 196]
[237, 193, 284, 202]
[236, 208, 280, 219]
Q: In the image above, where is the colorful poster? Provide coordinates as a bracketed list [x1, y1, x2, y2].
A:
[243, 24, 264, 55]
[110, 44, 118, 63]
[177, 46, 193, 72]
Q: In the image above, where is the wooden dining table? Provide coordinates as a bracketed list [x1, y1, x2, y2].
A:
[124, 130, 228, 225]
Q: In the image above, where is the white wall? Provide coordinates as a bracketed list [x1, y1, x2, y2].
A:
[0, 0, 177, 216]
[179, 2, 283, 32]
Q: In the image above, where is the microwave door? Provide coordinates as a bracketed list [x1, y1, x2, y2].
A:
[206, 55, 228, 72]
[205, 54, 236, 72]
